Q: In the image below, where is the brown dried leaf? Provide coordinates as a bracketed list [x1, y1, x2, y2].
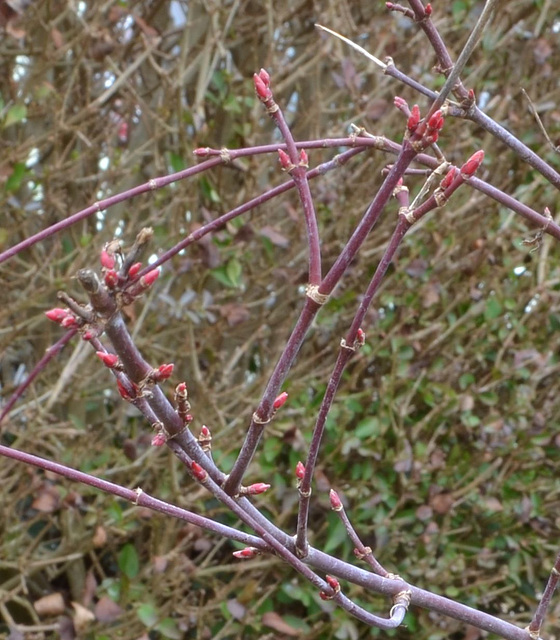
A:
[219, 303, 249, 327]
[31, 483, 61, 512]
[262, 611, 300, 636]
[34, 592, 65, 617]
[71, 602, 95, 633]
[92, 525, 107, 548]
[94, 596, 124, 623]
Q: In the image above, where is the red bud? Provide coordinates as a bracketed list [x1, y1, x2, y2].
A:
[233, 547, 259, 559]
[299, 149, 308, 167]
[425, 3, 432, 16]
[295, 461, 306, 480]
[407, 104, 420, 132]
[128, 262, 142, 278]
[175, 382, 188, 396]
[393, 96, 408, 111]
[460, 150, 485, 177]
[329, 489, 343, 511]
[246, 482, 270, 495]
[193, 147, 210, 157]
[326, 575, 340, 592]
[191, 461, 208, 482]
[154, 363, 174, 381]
[82, 330, 94, 341]
[117, 379, 134, 401]
[427, 109, 444, 132]
[140, 268, 160, 287]
[96, 351, 119, 368]
[273, 391, 288, 410]
[440, 166, 459, 190]
[104, 269, 119, 289]
[356, 328, 366, 346]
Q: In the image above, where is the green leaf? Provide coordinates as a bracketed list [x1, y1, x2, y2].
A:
[118, 543, 139, 579]
[4, 104, 27, 128]
[168, 152, 186, 173]
[137, 602, 159, 627]
[156, 617, 182, 639]
[226, 258, 243, 287]
[484, 297, 502, 320]
[5, 163, 26, 192]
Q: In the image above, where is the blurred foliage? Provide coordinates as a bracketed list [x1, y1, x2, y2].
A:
[1, 0, 560, 638]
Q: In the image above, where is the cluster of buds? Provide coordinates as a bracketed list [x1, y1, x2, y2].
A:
[150, 363, 174, 382]
[277, 148, 308, 173]
[433, 150, 485, 207]
[253, 67, 272, 102]
[44, 308, 81, 329]
[319, 575, 341, 601]
[175, 382, 193, 424]
[121, 267, 160, 301]
[397, 98, 445, 149]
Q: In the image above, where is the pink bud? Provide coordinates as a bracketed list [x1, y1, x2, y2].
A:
[253, 72, 272, 100]
[117, 121, 129, 145]
[200, 425, 211, 438]
[104, 269, 119, 289]
[468, 88, 475, 102]
[440, 166, 459, 190]
[246, 483, 271, 495]
[407, 104, 420, 132]
[82, 330, 94, 340]
[295, 461, 306, 480]
[299, 149, 308, 167]
[278, 149, 292, 170]
[233, 547, 259, 559]
[128, 262, 142, 278]
[425, 3, 432, 16]
[151, 432, 166, 447]
[154, 363, 174, 381]
[193, 147, 210, 157]
[184, 414, 194, 423]
[96, 351, 119, 368]
[61, 315, 79, 328]
[460, 150, 485, 177]
[140, 268, 160, 287]
[191, 461, 207, 482]
[175, 382, 188, 396]
[356, 328, 366, 346]
[45, 308, 70, 324]
[258, 68, 270, 87]
[100, 249, 115, 270]
[319, 591, 330, 601]
[329, 489, 343, 511]
[273, 391, 288, 410]
[393, 96, 408, 111]
[427, 109, 444, 132]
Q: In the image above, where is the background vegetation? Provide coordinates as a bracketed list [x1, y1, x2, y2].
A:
[1, 0, 560, 638]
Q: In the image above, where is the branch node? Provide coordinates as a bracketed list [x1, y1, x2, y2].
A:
[148, 179, 157, 190]
[134, 487, 143, 504]
[306, 284, 329, 305]
[219, 147, 232, 163]
[340, 338, 355, 352]
[252, 411, 270, 426]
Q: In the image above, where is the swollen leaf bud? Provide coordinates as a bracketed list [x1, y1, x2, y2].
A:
[329, 489, 343, 511]
[45, 308, 70, 324]
[96, 351, 119, 368]
[128, 262, 142, 278]
[140, 268, 160, 288]
[104, 269, 119, 289]
[440, 166, 459, 190]
[407, 104, 420, 132]
[278, 149, 292, 171]
[191, 461, 208, 482]
[100, 249, 115, 270]
[258, 68, 270, 87]
[460, 150, 485, 177]
[253, 72, 272, 100]
[154, 363, 174, 381]
[273, 391, 288, 410]
[246, 483, 271, 495]
[151, 432, 167, 447]
[295, 461, 306, 480]
[233, 547, 260, 559]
